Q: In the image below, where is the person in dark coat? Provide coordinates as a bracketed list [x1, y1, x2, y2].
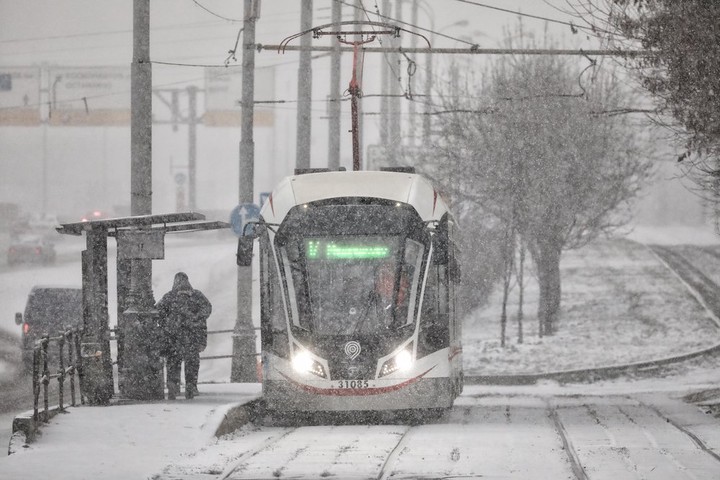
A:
[156, 272, 212, 400]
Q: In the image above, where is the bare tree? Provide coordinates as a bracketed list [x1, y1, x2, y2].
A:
[420, 31, 652, 336]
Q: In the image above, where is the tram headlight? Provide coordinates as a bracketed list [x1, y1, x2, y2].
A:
[292, 349, 327, 378]
[379, 347, 414, 377]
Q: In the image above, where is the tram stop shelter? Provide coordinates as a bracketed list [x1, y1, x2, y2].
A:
[56, 212, 229, 404]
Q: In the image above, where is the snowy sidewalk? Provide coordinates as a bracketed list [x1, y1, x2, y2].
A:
[0, 383, 260, 480]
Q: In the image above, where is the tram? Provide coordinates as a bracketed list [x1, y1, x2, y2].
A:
[237, 168, 462, 412]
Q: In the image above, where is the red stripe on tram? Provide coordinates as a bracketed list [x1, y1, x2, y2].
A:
[278, 366, 437, 397]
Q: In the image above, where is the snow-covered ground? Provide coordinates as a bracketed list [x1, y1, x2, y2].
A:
[464, 236, 720, 374]
[0, 384, 261, 479]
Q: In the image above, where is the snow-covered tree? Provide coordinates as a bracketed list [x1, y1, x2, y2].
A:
[421, 34, 652, 336]
[566, 0, 720, 202]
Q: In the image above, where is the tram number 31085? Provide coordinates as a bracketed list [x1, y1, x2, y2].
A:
[337, 380, 370, 389]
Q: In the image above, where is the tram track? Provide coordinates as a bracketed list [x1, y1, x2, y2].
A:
[548, 407, 589, 480]
[465, 242, 720, 386]
[635, 396, 720, 465]
[216, 428, 299, 480]
[376, 426, 412, 480]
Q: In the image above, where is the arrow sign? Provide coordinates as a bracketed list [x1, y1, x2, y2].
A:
[230, 203, 260, 237]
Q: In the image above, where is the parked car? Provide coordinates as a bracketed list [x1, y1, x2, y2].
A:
[15, 286, 83, 371]
[7, 235, 56, 265]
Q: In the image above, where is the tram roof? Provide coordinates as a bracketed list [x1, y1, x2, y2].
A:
[261, 170, 451, 224]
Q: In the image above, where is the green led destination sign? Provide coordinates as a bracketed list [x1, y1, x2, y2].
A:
[306, 240, 391, 260]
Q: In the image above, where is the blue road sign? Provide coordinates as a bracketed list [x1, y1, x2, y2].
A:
[259, 192, 271, 207]
[230, 203, 260, 237]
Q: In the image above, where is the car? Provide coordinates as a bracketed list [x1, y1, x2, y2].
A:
[15, 286, 83, 372]
[7, 235, 57, 265]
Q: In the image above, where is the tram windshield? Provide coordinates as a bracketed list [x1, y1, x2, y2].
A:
[279, 236, 425, 336]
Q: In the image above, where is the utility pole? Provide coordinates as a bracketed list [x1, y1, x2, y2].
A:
[123, 0, 163, 400]
[296, 0, 313, 169]
[388, 0, 403, 166]
[327, 0, 342, 170]
[354, 0, 364, 162]
[408, 0, 419, 147]
[231, 0, 259, 382]
[187, 86, 198, 210]
[379, 0, 390, 159]
[153, 86, 201, 210]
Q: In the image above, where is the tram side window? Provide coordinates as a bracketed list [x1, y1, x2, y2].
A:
[268, 250, 286, 332]
[419, 263, 450, 356]
[280, 241, 313, 331]
[396, 239, 424, 328]
[260, 237, 289, 357]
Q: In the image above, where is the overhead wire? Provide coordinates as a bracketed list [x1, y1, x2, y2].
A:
[0, 2, 625, 116]
[191, 0, 242, 22]
[0, 20, 228, 45]
[453, 0, 613, 37]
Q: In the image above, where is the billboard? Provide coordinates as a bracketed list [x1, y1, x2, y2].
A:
[48, 66, 131, 126]
[204, 67, 275, 127]
[0, 67, 42, 126]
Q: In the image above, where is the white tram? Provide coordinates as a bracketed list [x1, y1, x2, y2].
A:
[238, 169, 462, 412]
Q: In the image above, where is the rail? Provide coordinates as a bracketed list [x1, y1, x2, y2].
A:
[31, 327, 83, 424]
[199, 327, 261, 361]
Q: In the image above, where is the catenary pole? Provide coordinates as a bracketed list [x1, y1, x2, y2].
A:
[296, 0, 313, 170]
[124, 0, 164, 400]
[408, 0, 419, 147]
[232, 0, 259, 382]
[187, 86, 198, 211]
[378, 0, 390, 162]
[354, 0, 364, 163]
[327, 0, 342, 170]
[388, 0, 403, 166]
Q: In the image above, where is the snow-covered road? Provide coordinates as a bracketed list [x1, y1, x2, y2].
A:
[154, 390, 720, 480]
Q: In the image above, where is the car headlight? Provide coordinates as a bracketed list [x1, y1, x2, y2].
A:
[379, 346, 414, 377]
[292, 349, 327, 378]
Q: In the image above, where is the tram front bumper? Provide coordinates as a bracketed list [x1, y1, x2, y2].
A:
[263, 376, 455, 412]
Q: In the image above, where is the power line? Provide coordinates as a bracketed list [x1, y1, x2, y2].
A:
[262, 45, 646, 56]
[453, 0, 612, 36]
[0, 20, 226, 44]
[340, 0, 479, 48]
[191, 0, 242, 22]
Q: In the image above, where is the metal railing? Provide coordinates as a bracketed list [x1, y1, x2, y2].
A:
[32, 327, 83, 424]
[199, 327, 261, 361]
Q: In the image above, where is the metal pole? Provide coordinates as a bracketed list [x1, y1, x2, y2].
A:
[388, 0, 403, 166]
[354, 0, 364, 163]
[42, 114, 48, 216]
[409, 0, 418, 147]
[379, 0, 390, 157]
[423, 44, 432, 146]
[327, 0, 342, 170]
[124, 0, 163, 400]
[350, 44, 362, 171]
[296, 0, 313, 169]
[232, 0, 259, 383]
[188, 85, 198, 211]
[131, 0, 152, 218]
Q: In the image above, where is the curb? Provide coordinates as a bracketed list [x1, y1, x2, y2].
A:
[464, 341, 720, 386]
[8, 405, 67, 454]
[214, 398, 264, 437]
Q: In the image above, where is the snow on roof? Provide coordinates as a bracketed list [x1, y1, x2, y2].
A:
[260, 171, 450, 224]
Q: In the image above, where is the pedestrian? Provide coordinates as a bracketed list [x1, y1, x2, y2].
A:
[156, 272, 212, 400]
